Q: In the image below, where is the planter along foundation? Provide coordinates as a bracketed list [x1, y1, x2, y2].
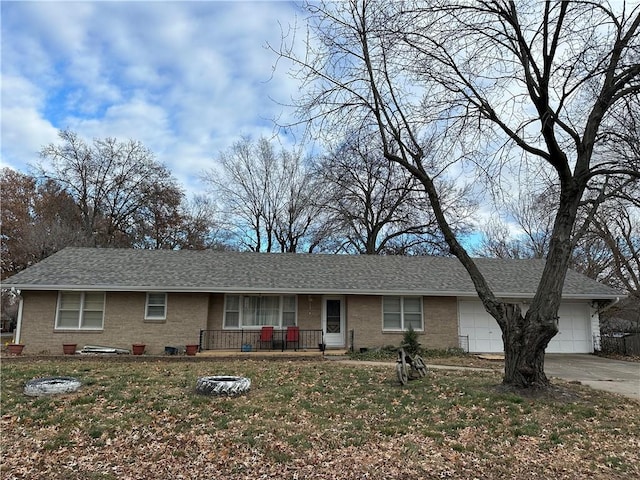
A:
[185, 344, 199, 356]
[7, 344, 24, 355]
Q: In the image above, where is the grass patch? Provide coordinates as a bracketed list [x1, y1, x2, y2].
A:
[348, 346, 504, 370]
[1, 358, 638, 479]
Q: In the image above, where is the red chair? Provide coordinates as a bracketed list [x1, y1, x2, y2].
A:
[285, 326, 300, 351]
[259, 326, 274, 350]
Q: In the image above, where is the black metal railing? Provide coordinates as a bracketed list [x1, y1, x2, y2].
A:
[199, 329, 324, 352]
[458, 335, 470, 353]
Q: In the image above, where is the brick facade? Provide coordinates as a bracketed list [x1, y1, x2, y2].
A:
[18, 290, 208, 355]
[207, 293, 225, 329]
[296, 294, 322, 330]
[17, 291, 459, 354]
[346, 295, 459, 351]
[17, 291, 58, 355]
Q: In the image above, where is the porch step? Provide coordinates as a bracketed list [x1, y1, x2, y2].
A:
[196, 350, 324, 359]
[323, 349, 350, 358]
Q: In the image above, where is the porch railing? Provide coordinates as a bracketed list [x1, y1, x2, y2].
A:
[199, 329, 324, 352]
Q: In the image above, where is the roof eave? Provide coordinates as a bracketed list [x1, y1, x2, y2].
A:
[4, 283, 624, 300]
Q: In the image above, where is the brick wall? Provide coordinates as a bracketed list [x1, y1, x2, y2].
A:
[422, 296, 459, 349]
[347, 295, 384, 348]
[103, 292, 208, 354]
[347, 295, 459, 351]
[207, 293, 225, 329]
[296, 294, 322, 330]
[18, 290, 209, 355]
[18, 291, 58, 354]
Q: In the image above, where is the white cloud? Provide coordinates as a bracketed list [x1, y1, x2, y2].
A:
[0, 75, 59, 169]
[1, 1, 305, 194]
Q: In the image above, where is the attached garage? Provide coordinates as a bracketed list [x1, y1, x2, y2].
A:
[458, 300, 595, 354]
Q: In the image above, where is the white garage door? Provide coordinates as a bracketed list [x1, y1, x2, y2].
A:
[458, 301, 592, 354]
[458, 301, 504, 353]
[547, 304, 591, 353]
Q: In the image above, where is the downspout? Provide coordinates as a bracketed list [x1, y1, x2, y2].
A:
[597, 296, 621, 314]
[14, 292, 24, 344]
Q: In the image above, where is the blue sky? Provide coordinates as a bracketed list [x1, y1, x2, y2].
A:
[1, 0, 305, 194]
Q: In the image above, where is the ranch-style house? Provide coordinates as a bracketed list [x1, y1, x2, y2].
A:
[2, 247, 622, 355]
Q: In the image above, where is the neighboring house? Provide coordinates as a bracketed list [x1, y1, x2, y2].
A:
[2, 247, 623, 355]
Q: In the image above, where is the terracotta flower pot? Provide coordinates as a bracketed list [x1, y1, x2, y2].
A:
[185, 344, 199, 356]
[7, 344, 24, 355]
[63, 343, 77, 355]
[132, 344, 146, 355]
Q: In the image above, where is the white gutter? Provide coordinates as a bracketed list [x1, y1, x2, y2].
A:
[596, 296, 621, 314]
[14, 295, 24, 344]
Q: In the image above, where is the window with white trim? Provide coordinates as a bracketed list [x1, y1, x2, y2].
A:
[145, 293, 167, 320]
[383, 296, 423, 331]
[224, 295, 297, 328]
[56, 292, 105, 330]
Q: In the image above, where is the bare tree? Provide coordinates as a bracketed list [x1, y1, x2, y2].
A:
[595, 204, 640, 333]
[278, 0, 640, 388]
[476, 93, 640, 336]
[272, 148, 331, 252]
[476, 187, 558, 261]
[202, 137, 328, 252]
[203, 137, 276, 251]
[38, 130, 182, 247]
[130, 181, 185, 249]
[476, 190, 638, 292]
[178, 195, 233, 250]
[315, 134, 472, 254]
[588, 201, 640, 295]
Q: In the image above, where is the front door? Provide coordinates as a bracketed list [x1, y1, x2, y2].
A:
[323, 296, 345, 348]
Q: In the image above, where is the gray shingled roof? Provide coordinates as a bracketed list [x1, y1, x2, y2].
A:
[2, 247, 622, 299]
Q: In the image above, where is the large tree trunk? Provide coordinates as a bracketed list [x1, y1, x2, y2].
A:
[500, 187, 580, 388]
[411, 166, 580, 389]
[500, 304, 557, 388]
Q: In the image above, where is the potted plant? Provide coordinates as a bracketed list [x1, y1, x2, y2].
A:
[7, 343, 24, 355]
[185, 344, 199, 356]
[62, 343, 77, 355]
[132, 343, 146, 355]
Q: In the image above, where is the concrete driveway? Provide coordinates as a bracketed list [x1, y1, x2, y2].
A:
[545, 354, 640, 402]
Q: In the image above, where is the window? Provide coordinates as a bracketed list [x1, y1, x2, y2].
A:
[224, 295, 240, 328]
[383, 296, 423, 331]
[282, 295, 296, 326]
[145, 293, 167, 320]
[56, 292, 105, 330]
[224, 295, 297, 328]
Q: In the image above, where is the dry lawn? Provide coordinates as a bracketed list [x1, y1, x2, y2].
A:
[1, 357, 638, 479]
